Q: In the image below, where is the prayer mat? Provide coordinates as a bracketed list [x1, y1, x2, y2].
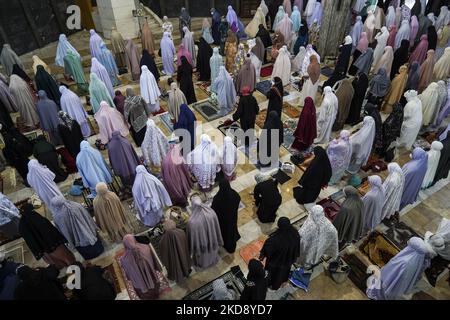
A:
[239, 239, 265, 265]
[321, 67, 334, 77]
[413, 137, 431, 151]
[197, 81, 212, 96]
[218, 120, 244, 147]
[341, 254, 370, 293]
[272, 168, 291, 185]
[260, 65, 273, 78]
[425, 255, 450, 287]
[256, 80, 290, 96]
[329, 189, 346, 204]
[151, 104, 166, 116]
[317, 198, 341, 221]
[283, 102, 301, 118]
[361, 154, 388, 173]
[192, 100, 222, 121]
[282, 128, 295, 149]
[380, 219, 420, 251]
[182, 266, 246, 300]
[159, 112, 174, 132]
[360, 231, 400, 267]
[255, 109, 267, 128]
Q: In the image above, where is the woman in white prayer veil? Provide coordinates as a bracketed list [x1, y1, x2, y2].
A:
[220, 136, 237, 181]
[141, 119, 169, 168]
[271, 46, 291, 86]
[167, 81, 187, 122]
[182, 27, 197, 68]
[276, 14, 293, 44]
[398, 90, 422, 150]
[273, 6, 286, 31]
[260, 0, 269, 17]
[301, 45, 320, 75]
[422, 141, 444, 189]
[364, 10, 377, 42]
[9, 75, 39, 128]
[245, 7, 267, 38]
[298, 205, 339, 268]
[425, 218, 450, 261]
[435, 6, 450, 31]
[348, 116, 376, 175]
[395, 20, 411, 50]
[291, 46, 306, 73]
[419, 82, 440, 126]
[381, 163, 405, 220]
[385, 6, 396, 28]
[305, 0, 317, 26]
[188, 134, 221, 191]
[315, 86, 338, 144]
[139, 65, 161, 113]
[373, 27, 390, 68]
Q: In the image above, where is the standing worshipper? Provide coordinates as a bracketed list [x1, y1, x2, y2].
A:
[266, 77, 284, 117]
[141, 119, 169, 168]
[161, 144, 193, 207]
[140, 65, 161, 113]
[174, 104, 196, 150]
[420, 82, 440, 126]
[32, 136, 67, 182]
[196, 37, 213, 81]
[89, 73, 116, 114]
[93, 182, 131, 243]
[167, 82, 187, 122]
[27, 159, 63, 214]
[276, 14, 293, 44]
[132, 165, 172, 227]
[94, 101, 129, 144]
[240, 259, 269, 300]
[91, 57, 114, 98]
[100, 44, 120, 87]
[120, 234, 163, 300]
[395, 20, 411, 50]
[371, 27, 390, 72]
[291, 5, 301, 33]
[400, 148, 428, 209]
[114, 90, 125, 115]
[315, 86, 338, 144]
[32, 55, 51, 75]
[89, 29, 105, 61]
[362, 175, 385, 234]
[291, 97, 316, 151]
[410, 15, 420, 46]
[211, 8, 222, 45]
[224, 31, 238, 73]
[108, 131, 140, 187]
[326, 130, 352, 185]
[381, 163, 405, 220]
[76, 141, 113, 197]
[380, 103, 404, 160]
[434, 47, 450, 80]
[271, 46, 291, 86]
[59, 86, 90, 138]
[57, 111, 84, 159]
[64, 50, 88, 94]
[382, 65, 408, 113]
[351, 48, 374, 76]
[123, 88, 148, 147]
[233, 44, 247, 76]
[273, 6, 286, 31]
[232, 86, 259, 146]
[418, 49, 435, 93]
[368, 68, 391, 106]
[300, 55, 321, 104]
[365, 104, 383, 156]
[249, 37, 264, 82]
[293, 146, 332, 206]
[160, 32, 176, 76]
[110, 28, 126, 69]
[34, 65, 61, 106]
[260, 217, 300, 290]
[141, 20, 156, 55]
[422, 141, 444, 189]
[36, 91, 62, 146]
[210, 47, 224, 84]
[427, 26, 438, 50]
[258, 111, 283, 167]
[0, 74, 18, 114]
[201, 18, 214, 44]
[235, 57, 256, 94]
[179, 8, 191, 37]
[256, 24, 272, 49]
[55, 34, 80, 67]
[373, 47, 394, 77]
[253, 177, 282, 223]
[0, 44, 23, 76]
[140, 49, 160, 82]
[410, 35, 429, 65]
[210, 66, 236, 116]
[177, 57, 197, 105]
[9, 75, 39, 128]
[226, 5, 239, 28]
[333, 78, 356, 131]
[159, 219, 192, 283]
[219, 17, 230, 55]
[333, 186, 364, 246]
[1, 126, 32, 184]
[347, 72, 369, 125]
[398, 90, 423, 149]
[327, 36, 352, 87]
[352, 16, 364, 49]
[246, 7, 267, 38]
[177, 44, 193, 67]
[182, 27, 197, 68]
[435, 25, 450, 61]
[124, 39, 141, 81]
[406, 61, 420, 91]
[220, 136, 237, 181]
[211, 179, 241, 253]
[390, 39, 410, 79]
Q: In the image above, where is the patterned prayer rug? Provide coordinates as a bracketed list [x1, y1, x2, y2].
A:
[159, 112, 174, 132]
[380, 219, 420, 251]
[283, 102, 301, 118]
[239, 239, 265, 265]
[360, 231, 400, 268]
[341, 253, 370, 293]
[256, 80, 290, 96]
[192, 100, 222, 121]
[260, 65, 273, 78]
[197, 81, 212, 96]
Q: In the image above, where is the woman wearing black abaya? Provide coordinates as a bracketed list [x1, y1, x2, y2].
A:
[232, 87, 259, 144]
[32, 136, 68, 183]
[14, 265, 66, 300]
[258, 111, 283, 167]
[293, 146, 332, 205]
[57, 111, 84, 158]
[240, 259, 269, 300]
[140, 49, 160, 82]
[259, 217, 300, 290]
[333, 37, 353, 78]
[211, 179, 241, 253]
[427, 25, 438, 50]
[364, 103, 383, 154]
[432, 131, 450, 185]
[391, 39, 410, 79]
[266, 77, 284, 119]
[177, 56, 197, 105]
[71, 262, 116, 300]
[256, 24, 272, 48]
[34, 65, 61, 106]
[253, 177, 282, 223]
[380, 102, 404, 161]
[0, 98, 14, 129]
[411, 0, 422, 17]
[196, 37, 213, 81]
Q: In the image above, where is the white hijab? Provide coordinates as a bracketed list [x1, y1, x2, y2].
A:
[426, 218, 450, 260]
[422, 141, 444, 188]
[301, 45, 320, 74]
[141, 119, 169, 167]
[399, 90, 423, 149]
[140, 65, 161, 105]
[272, 46, 292, 86]
[221, 136, 237, 177]
[291, 46, 306, 72]
[348, 116, 376, 173]
[187, 134, 220, 190]
[381, 162, 405, 220]
[373, 27, 390, 68]
[315, 86, 338, 144]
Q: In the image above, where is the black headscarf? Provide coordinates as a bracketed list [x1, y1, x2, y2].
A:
[32, 136, 68, 183]
[71, 262, 117, 300]
[14, 265, 66, 300]
[391, 39, 410, 79]
[196, 37, 213, 81]
[57, 112, 84, 158]
[240, 259, 269, 301]
[1, 125, 32, 183]
[433, 130, 450, 185]
[266, 77, 283, 118]
[12, 64, 31, 83]
[406, 61, 420, 91]
[427, 25, 437, 50]
[34, 65, 61, 106]
[346, 72, 369, 125]
[411, 0, 422, 17]
[176, 56, 197, 104]
[334, 42, 353, 77]
[140, 49, 159, 81]
[364, 103, 383, 154]
[381, 102, 404, 159]
[256, 24, 272, 48]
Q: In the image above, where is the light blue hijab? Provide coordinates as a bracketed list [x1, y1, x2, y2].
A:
[291, 6, 301, 33]
[55, 34, 80, 67]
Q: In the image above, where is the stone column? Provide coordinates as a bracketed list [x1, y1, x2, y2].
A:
[317, 0, 354, 58]
[97, 0, 139, 39]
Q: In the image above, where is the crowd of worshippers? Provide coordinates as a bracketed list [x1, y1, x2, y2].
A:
[0, 0, 450, 301]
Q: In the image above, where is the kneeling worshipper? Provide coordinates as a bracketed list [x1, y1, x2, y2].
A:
[266, 77, 284, 118]
[55, 34, 80, 68]
[174, 104, 196, 150]
[36, 91, 62, 145]
[177, 56, 197, 105]
[398, 90, 422, 150]
[220, 136, 237, 181]
[168, 81, 187, 122]
[258, 111, 283, 168]
[347, 116, 376, 186]
[159, 219, 192, 283]
[326, 130, 352, 185]
[235, 57, 257, 94]
[141, 119, 169, 169]
[210, 47, 224, 84]
[19, 204, 75, 269]
[108, 131, 140, 187]
[400, 147, 428, 210]
[253, 176, 282, 223]
[0, 44, 23, 76]
[232, 86, 259, 146]
[93, 182, 131, 243]
[140, 49, 160, 82]
[211, 179, 241, 253]
[420, 82, 441, 126]
[71, 262, 116, 300]
[240, 259, 269, 301]
[271, 46, 291, 86]
[89, 73, 115, 113]
[366, 237, 435, 300]
[291, 97, 317, 152]
[425, 218, 450, 261]
[57, 111, 84, 159]
[432, 132, 450, 185]
[51, 196, 103, 260]
[8, 74, 39, 128]
[140, 65, 161, 113]
[64, 50, 89, 94]
[94, 101, 129, 145]
[382, 65, 408, 113]
[333, 186, 364, 246]
[187, 134, 221, 191]
[34, 65, 61, 106]
[260, 217, 300, 290]
[211, 67, 237, 115]
[381, 163, 405, 221]
[314, 86, 339, 144]
[298, 205, 339, 268]
[362, 175, 385, 235]
[1, 126, 33, 184]
[59, 86, 91, 138]
[160, 32, 176, 76]
[76, 141, 113, 197]
[332, 78, 356, 131]
[300, 55, 321, 104]
[14, 265, 66, 300]
[132, 165, 172, 227]
[161, 144, 194, 207]
[422, 141, 444, 189]
[124, 88, 149, 147]
[120, 234, 163, 300]
[27, 159, 63, 215]
[0, 193, 20, 238]
[32, 136, 68, 182]
[196, 37, 213, 81]
[187, 194, 223, 269]
[294, 146, 332, 207]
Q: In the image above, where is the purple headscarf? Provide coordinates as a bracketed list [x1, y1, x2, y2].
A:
[89, 30, 105, 61]
[400, 148, 428, 209]
[160, 32, 176, 76]
[107, 131, 140, 185]
[226, 5, 238, 27]
[326, 130, 352, 177]
[59, 86, 91, 137]
[90, 57, 114, 98]
[36, 90, 62, 145]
